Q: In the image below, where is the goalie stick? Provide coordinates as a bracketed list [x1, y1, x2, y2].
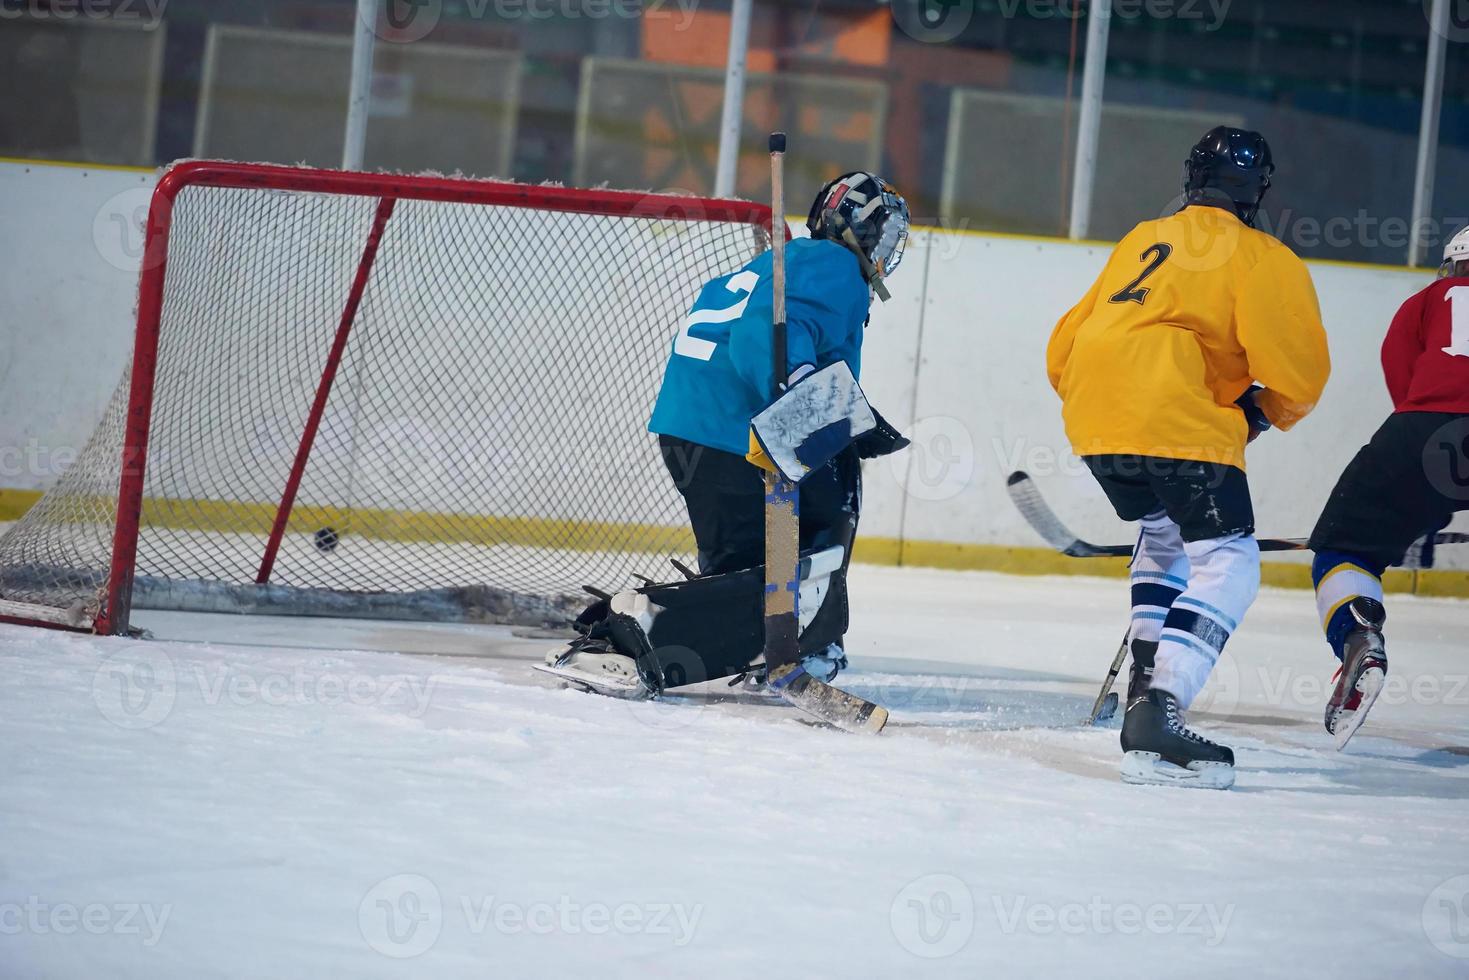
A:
[761, 132, 888, 735]
[1006, 471, 1469, 558]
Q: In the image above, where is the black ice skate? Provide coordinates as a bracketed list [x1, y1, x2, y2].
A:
[1120, 688, 1235, 790]
[1324, 597, 1387, 751]
[533, 616, 660, 701]
[1126, 639, 1157, 705]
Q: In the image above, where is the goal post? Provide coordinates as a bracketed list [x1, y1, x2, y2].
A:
[0, 161, 775, 635]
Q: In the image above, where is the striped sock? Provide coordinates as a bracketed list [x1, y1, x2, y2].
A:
[1150, 532, 1260, 709]
[1312, 550, 1386, 661]
[1130, 512, 1188, 644]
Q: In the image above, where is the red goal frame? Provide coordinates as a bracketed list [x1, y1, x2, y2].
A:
[73, 161, 779, 635]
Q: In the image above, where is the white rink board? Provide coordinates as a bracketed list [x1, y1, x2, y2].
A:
[0, 161, 151, 486]
[0, 160, 1463, 568]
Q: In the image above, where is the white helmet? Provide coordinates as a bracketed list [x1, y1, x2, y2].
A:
[1441, 226, 1469, 279]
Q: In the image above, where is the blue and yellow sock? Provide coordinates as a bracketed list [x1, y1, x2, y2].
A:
[1312, 550, 1386, 662]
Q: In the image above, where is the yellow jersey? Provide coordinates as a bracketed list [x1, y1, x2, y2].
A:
[1047, 205, 1330, 471]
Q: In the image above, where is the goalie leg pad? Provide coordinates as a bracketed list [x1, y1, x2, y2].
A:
[579, 546, 851, 691]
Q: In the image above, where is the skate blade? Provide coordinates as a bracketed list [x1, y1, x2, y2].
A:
[532, 663, 652, 701]
[1120, 751, 1235, 791]
[1332, 666, 1385, 752]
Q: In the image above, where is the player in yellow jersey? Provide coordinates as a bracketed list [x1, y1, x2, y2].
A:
[1047, 128, 1331, 789]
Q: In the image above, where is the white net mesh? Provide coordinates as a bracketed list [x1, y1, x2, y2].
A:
[0, 167, 770, 630]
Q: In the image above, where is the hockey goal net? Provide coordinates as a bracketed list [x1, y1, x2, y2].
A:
[0, 162, 773, 634]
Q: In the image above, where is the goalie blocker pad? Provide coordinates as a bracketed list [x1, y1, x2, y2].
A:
[574, 546, 850, 693]
[751, 361, 876, 484]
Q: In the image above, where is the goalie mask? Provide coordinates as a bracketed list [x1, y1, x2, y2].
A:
[806, 172, 910, 297]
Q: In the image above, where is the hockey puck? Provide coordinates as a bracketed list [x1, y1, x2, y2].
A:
[314, 527, 339, 552]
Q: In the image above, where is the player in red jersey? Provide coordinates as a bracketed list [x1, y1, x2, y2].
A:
[1308, 227, 1469, 749]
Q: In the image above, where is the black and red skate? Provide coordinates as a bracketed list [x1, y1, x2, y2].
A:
[1324, 597, 1388, 751]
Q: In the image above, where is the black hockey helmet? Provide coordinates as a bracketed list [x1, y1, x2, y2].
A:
[806, 171, 910, 300]
[1183, 126, 1274, 228]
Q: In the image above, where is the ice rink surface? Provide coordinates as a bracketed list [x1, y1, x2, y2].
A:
[1, 565, 1466, 978]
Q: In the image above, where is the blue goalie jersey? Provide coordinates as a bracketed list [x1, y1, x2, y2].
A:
[648, 238, 871, 456]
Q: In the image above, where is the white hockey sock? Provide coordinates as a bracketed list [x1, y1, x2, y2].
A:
[1151, 532, 1261, 710]
[1129, 510, 1189, 645]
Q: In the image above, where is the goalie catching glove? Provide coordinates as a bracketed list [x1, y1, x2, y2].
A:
[745, 361, 909, 481]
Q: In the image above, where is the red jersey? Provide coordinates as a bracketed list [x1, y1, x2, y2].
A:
[1381, 276, 1469, 414]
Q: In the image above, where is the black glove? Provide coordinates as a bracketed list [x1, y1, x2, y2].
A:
[1235, 385, 1272, 443]
[854, 408, 911, 459]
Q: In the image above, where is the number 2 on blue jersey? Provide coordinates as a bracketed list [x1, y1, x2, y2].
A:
[674, 270, 760, 361]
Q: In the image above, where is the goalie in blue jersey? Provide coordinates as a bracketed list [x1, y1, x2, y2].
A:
[538, 172, 912, 699]
[651, 172, 910, 574]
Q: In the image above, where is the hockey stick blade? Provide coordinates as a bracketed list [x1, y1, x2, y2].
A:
[1005, 471, 1125, 558]
[769, 663, 888, 734]
[1087, 632, 1130, 726]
